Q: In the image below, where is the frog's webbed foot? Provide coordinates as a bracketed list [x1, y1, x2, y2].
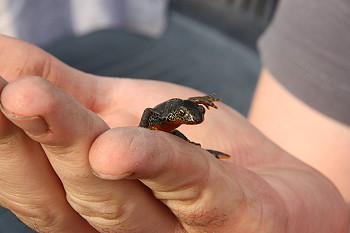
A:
[187, 93, 221, 109]
[206, 149, 231, 159]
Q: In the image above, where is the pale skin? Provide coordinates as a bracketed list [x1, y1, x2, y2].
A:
[0, 34, 348, 233]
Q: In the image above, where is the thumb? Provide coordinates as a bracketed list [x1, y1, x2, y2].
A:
[89, 127, 287, 232]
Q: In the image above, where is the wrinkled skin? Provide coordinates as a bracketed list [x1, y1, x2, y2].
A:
[0, 34, 348, 233]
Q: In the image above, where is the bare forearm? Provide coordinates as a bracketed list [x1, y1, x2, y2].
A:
[256, 157, 349, 232]
[249, 69, 350, 207]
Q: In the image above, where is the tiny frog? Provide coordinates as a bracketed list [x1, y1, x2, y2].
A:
[139, 93, 230, 159]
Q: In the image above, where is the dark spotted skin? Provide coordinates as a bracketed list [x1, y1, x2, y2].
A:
[139, 94, 230, 159]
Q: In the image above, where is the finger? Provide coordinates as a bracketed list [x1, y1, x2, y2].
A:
[0, 34, 117, 112]
[0, 76, 97, 232]
[1, 76, 180, 233]
[90, 127, 288, 233]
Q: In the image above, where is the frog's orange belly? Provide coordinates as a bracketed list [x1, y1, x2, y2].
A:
[150, 122, 182, 132]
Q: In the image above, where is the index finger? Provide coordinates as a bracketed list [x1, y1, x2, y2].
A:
[0, 34, 112, 112]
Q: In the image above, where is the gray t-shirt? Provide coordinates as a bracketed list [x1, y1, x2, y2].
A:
[258, 0, 350, 126]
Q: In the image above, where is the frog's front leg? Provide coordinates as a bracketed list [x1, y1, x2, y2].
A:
[187, 93, 221, 109]
[171, 130, 201, 146]
[139, 108, 160, 129]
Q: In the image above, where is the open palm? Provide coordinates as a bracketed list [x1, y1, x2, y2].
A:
[0, 35, 347, 233]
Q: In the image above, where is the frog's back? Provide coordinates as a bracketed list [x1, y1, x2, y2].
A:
[152, 98, 184, 116]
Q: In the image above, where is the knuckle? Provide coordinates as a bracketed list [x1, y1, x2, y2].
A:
[66, 192, 137, 231]
[6, 201, 59, 232]
[26, 206, 58, 230]
[67, 192, 124, 219]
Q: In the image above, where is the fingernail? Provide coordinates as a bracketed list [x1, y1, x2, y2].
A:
[92, 170, 135, 180]
[0, 103, 49, 136]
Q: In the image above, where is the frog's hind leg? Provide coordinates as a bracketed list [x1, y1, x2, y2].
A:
[171, 130, 201, 146]
[171, 130, 230, 159]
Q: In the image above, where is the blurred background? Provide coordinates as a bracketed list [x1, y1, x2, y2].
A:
[0, 0, 278, 232]
[45, 0, 278, 116]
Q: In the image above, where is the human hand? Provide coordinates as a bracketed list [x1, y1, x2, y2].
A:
[0, 35, 348, 232]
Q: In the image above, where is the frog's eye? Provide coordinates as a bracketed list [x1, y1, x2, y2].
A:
[199, 105, 205, 114]
[178, 108, 186, 116]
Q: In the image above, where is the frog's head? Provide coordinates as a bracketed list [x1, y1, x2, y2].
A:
[166, 100, 205, 125]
